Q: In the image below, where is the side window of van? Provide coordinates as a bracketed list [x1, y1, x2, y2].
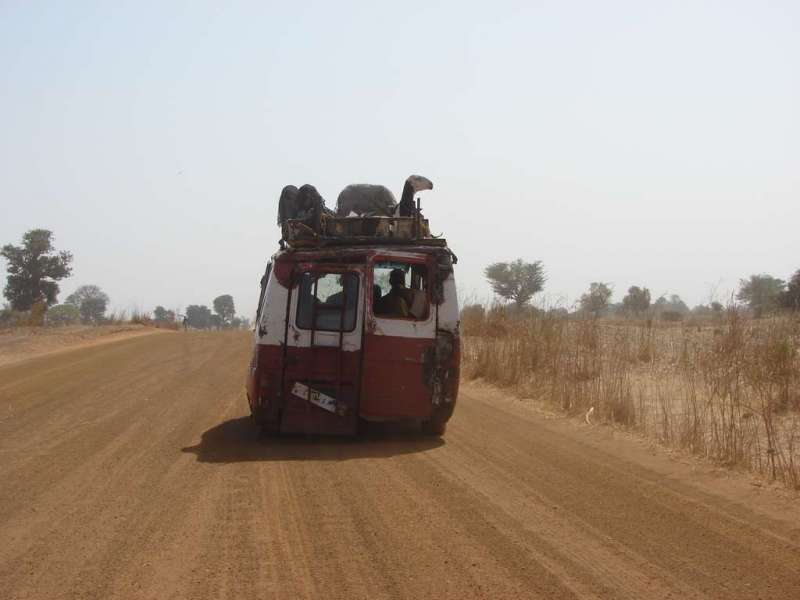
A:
[296, 272, 358, 332]
[255, 262, 272, 326]
[373, 262, 429, 320]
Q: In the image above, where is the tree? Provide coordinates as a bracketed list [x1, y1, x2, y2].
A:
[669, 294, 689, 314]
[484, 259, 546, 308]
[1, 229, 73, 310]
[66, 285, 109, 324]
[185, 304, 212, 329]
[737, 274, 785, 318]
[580, 282, 613, 316]
[46, 304, 81, 326]
[653, 294, 689, 316]
[213, 294, 236, 325]
[153, 306, 176, 323]
[782, 269, 800, 310]
[622, 286, 651, 316]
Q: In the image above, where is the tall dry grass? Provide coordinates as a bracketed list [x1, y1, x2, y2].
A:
[462, 307, 800, 489]
[128, 308, 152, 325]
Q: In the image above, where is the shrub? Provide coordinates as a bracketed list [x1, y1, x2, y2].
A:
[660, 310, 684, 322]
[0, 305, 28, 328]
[46, 304, 81, 326]
[129, 308, 152, 325]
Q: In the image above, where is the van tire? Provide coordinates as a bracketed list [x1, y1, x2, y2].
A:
[421, 419, 447, 436]
[251, 404, 278, 436]
[259, 421, 280, 437]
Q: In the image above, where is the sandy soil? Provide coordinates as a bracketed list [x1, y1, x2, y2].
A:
[0, 324, 165, 368]
[1, 331, 799, 599]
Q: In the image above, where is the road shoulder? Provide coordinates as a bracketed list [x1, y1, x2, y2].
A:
[0, 324, 169, 368]
[462, 380, 800, 534]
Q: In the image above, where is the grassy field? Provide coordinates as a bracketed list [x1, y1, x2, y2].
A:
[462, 309, 800, 489]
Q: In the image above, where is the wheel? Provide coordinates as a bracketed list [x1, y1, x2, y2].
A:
[258, 420, 280, 437]
[421, 419, 447, 436]
[250, 403, 279, 436]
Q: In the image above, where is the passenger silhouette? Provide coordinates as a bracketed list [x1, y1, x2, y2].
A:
[375, 269, 410, 318]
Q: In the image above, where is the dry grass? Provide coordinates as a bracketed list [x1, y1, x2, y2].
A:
[462, 307, 800, 489]
[128, 308, 152, 326]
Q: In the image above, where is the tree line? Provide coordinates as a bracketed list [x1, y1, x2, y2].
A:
[1, 228, 248, 329]
[482, 259, 800, 319]
[182, 295, 250, 330]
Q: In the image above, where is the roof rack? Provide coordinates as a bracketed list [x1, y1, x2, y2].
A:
[281, 215, 446, 248]
[277, 175, 442, 249]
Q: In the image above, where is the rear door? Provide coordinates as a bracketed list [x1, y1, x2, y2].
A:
[280, 266, 363, 434]
[360, 255, 436, 420]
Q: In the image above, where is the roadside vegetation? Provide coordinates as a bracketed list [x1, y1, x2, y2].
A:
[468, 259, 800, 489]
[1, 229, 250, 331]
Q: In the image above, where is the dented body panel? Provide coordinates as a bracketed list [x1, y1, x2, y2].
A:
[246, 243, 459, 435]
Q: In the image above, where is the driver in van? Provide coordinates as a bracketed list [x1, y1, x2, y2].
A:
[324, 275, 357, 308]
[375, 269, 410, 317]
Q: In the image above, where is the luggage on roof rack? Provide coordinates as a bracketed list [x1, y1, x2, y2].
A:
[278, 174, 439, 248]
[336, 184, 397, 217]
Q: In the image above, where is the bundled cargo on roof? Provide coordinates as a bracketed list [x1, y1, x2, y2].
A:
[336, 184, 397, 217]
[277, 175, 438, 247]
[276, 184, 333, 228]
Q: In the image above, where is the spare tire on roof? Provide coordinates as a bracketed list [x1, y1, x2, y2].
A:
[336, 184, 397, 217]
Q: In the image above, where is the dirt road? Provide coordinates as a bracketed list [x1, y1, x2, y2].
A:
[2, 332, 799, 599]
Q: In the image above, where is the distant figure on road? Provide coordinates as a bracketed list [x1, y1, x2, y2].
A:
[182, 315, 188, 331]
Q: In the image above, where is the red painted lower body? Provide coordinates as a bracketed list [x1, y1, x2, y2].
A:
[359, 335, 435, 420]
[247, 339, 458, 435]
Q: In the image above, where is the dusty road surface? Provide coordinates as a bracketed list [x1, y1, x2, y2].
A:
[2, 332, 799, 599]
[0, 324, 164, 368]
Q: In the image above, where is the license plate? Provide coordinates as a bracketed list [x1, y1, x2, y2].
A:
[291, 382, 337, 413]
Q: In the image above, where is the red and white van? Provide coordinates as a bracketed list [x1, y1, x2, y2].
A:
[246, 188, 460, 436]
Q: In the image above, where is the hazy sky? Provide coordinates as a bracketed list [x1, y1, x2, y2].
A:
[2, 1, 798, 317]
